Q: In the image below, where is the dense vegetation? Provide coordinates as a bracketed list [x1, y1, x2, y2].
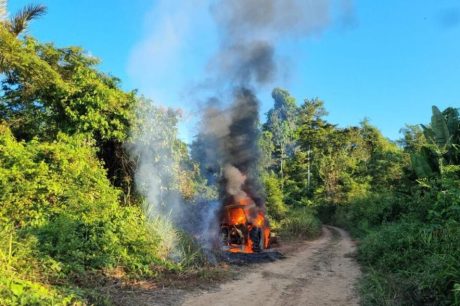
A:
[1, 3, 459, 306]
[259, 87, 459, 305]
[0, 5, 203, 304]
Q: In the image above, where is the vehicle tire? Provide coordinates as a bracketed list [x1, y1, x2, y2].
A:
[250, 227, 262, 252]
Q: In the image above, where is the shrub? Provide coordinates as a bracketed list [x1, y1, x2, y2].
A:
[0, 224, 84, 305]
[333, 171, 460, 305]
[34, 206, 167, 276]
[279, 207, 321, 239]
[263, 173, 288, 221]
[0, 125, 181, 303]
[357, 220, 459, 305]
[333, 192, 407, 237]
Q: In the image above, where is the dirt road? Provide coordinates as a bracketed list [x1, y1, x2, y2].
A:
[181, 226, 361, 306]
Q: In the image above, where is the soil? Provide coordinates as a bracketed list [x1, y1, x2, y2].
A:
[111, 226, 361, 306]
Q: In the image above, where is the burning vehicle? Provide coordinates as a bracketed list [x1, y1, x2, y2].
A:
[220, 196, 270, 253]
[198, 90, 273, 255]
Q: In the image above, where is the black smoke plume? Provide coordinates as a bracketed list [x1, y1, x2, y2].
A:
[194, 0, 354, 212]
[222, 88, 264, 207]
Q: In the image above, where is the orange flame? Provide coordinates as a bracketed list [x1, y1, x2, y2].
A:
[221, 197, 270, 253]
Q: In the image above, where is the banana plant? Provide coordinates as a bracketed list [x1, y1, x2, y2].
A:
[411, 152, 434, 178]
[414, 106, 460, 177]
[421, 106, 451, 147]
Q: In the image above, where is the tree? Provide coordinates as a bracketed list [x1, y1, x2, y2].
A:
[359, 120, 405, 190]
[1, 39, 136, 141]
[399, 124, 427, 153]
[128, 98, 206, 206]
[1, 2, 47, 36]
[0, 30, 138, 191]
[263, 172, 287, 221]
[292, 98, 331, 197]
[263, 88, 298, 181]
[290, 100, 404, 205]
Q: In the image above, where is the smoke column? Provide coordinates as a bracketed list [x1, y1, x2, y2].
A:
[129, 0, 354, 255]
[197, 0, 353, 208]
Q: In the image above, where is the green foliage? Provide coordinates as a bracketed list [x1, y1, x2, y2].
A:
[335, 176, 460, 305]
[283, 150, 312, 205]
[358, 219, 459, 305]
[174, 230, 209, 268]
[410, 152, 434, 177]
[279, 207, 322, 239]
[0, 224, 85, 305]
[263, 88, 298, 177]
[414, 106, 460, 177]
[330, 106, 460, 305]
[0, 124, 180, 303]
[0, 25, 138, 193]
[334, 192, 406, 236]
[263, 172, 287, 221]
[129, 97, 208, 202]
[0, 21, 209, 304]
[34, 207, 167, 275]
[259, 130, 276, 171]
[428, 106, 451, 147]
[0, 125, 119, 226]
[399, 124, 427, 153]
[289, 101, 405, 207]
[0, 28, 136, 142]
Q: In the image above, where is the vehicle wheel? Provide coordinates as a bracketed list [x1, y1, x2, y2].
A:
[249, 227, 262, 252]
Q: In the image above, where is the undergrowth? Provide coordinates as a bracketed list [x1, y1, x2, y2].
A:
[331, 173, 460, 306]
[0, 127, 205, 304]
[279, 207, 322, 240]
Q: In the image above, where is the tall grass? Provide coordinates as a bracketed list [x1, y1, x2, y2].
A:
[147, 216, 207, 269]
[333, 183, 460, 306]
[279, 207, 322, 239]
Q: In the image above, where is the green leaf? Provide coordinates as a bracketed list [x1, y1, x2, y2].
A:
[411, 153, 433, 178]
[10, 282, 24, 296]
[431, 106, 451, 146]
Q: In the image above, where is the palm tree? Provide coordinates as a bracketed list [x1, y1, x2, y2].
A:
[1, 1, 47, 36]
[0, 0, 6, 22]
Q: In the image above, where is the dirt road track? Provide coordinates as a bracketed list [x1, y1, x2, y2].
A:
[181, 226, 361, 306]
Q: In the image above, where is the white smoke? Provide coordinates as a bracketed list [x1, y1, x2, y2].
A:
[127, 0, 213, 108]
[128, 102, 181, 213]
[223, 164, 247, 198]
[126, 99, 185, 255]
[127, 97, 222, 257]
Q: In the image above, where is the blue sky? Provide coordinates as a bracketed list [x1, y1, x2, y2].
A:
[8, 0, 460, 142]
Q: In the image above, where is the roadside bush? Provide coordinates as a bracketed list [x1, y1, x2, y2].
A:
[279, 207, 321, 239]
[0, 126, 179, 302]
[0, 127, 120, 226]
[358, 220, 460, 305]
[333, 192, 406, 237]
[332, 169, 460, 305]
[0, 224, 84, 305]
[34, 206, 167, 276]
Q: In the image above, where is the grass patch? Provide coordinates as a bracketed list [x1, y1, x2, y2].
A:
[279, 207, 322, 240]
